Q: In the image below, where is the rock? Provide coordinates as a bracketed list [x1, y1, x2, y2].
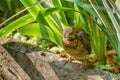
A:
[0, 39, 120, 80]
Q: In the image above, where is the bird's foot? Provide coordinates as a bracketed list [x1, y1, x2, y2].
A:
[63, 56, 75, 62]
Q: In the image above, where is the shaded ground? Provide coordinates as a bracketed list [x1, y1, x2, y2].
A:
[0, 38, 120, 80]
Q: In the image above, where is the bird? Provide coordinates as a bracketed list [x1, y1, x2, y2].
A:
[62, 27, 92, 69]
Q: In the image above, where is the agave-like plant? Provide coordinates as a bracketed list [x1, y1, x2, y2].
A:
[89, 0, 120, 62]
[67, 0, 120, 64]
[1, 0, 119, 66]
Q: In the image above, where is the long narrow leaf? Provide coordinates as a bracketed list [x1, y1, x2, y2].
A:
[0, 14, 34, 38]
[66, 0, 97, 17]
[19, 23, 62, 47]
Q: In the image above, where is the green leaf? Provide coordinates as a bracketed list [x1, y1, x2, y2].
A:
[52, 0, 69, 28]
[66, 0, 97, 17]
[0, 14, 34, 38]
[19, 23, 62, 47]
[19, 23, 41, 37]
[20, 0, 40, 18]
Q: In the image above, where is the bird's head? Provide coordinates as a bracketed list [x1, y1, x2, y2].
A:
[63, 27, 78, 41]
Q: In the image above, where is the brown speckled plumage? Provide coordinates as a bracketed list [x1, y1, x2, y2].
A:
[62, 27, 91, 63]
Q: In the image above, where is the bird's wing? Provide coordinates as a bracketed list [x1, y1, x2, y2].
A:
[77, 30, 91, 54]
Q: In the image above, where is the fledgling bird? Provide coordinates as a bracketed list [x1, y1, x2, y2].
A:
[62, 27, 91, 68]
